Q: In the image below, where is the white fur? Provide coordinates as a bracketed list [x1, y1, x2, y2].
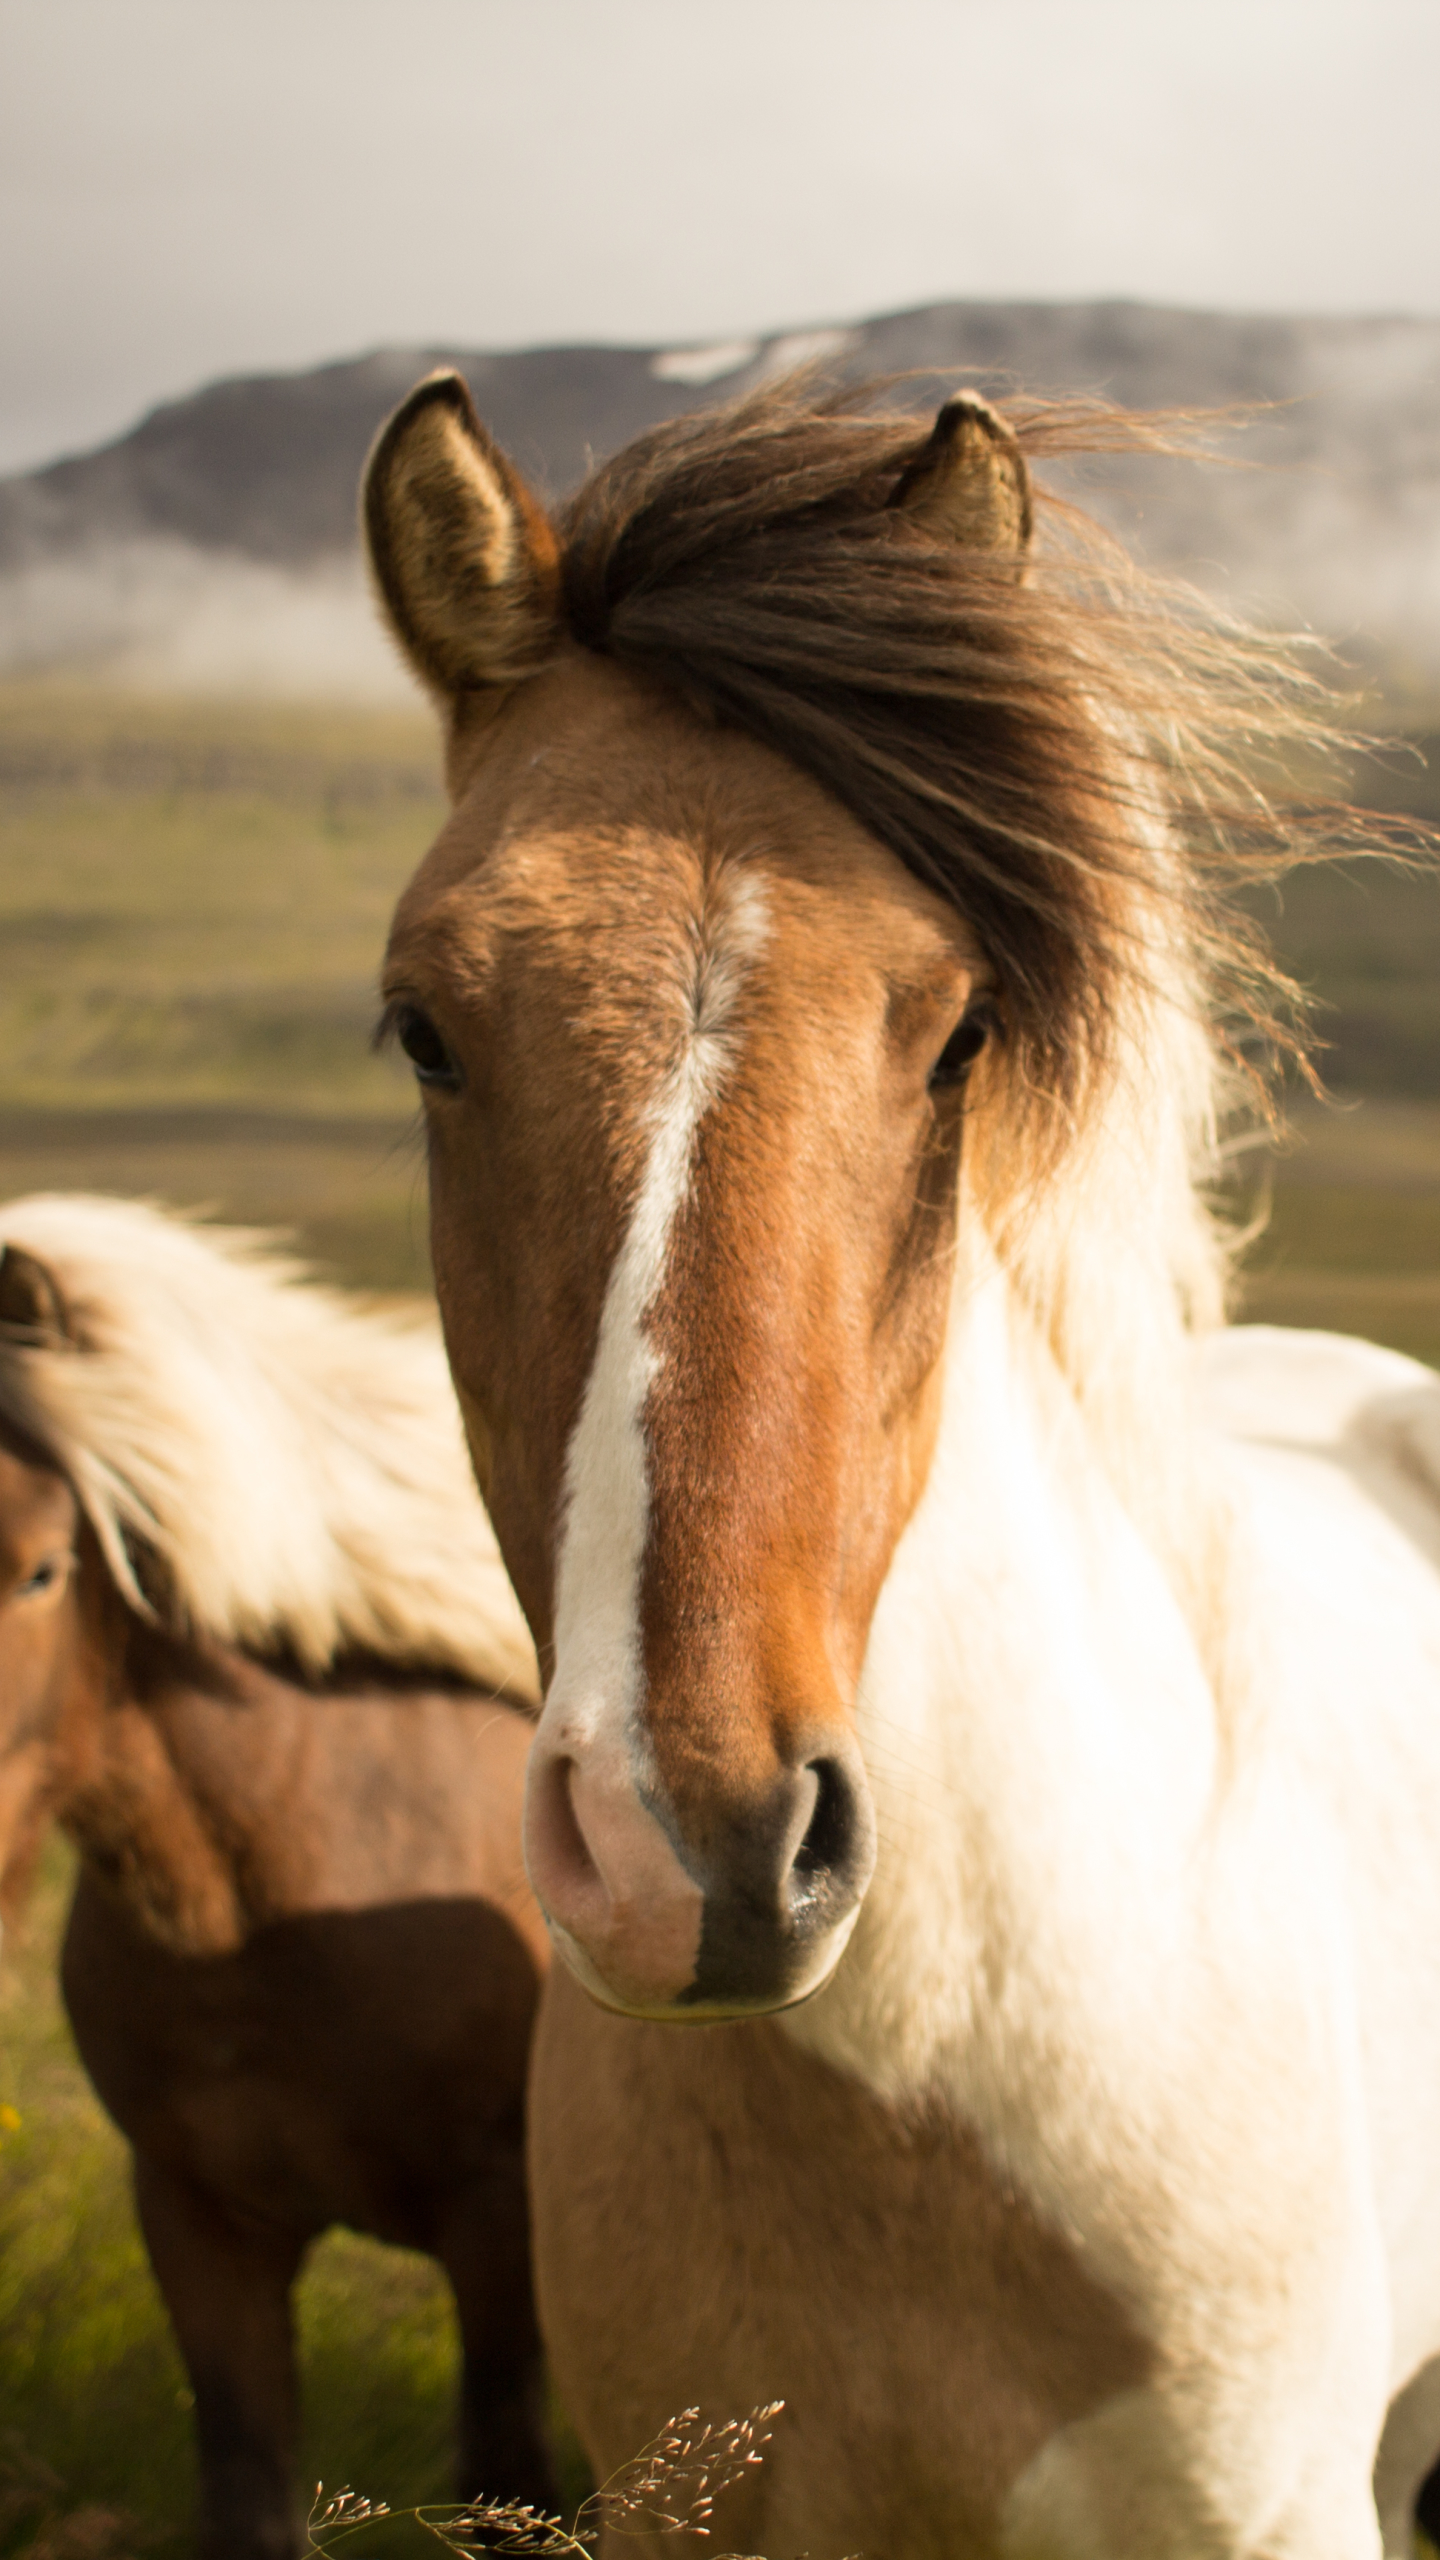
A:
[0, 1193, 536, 1698]
[780, 1208, 1440, 2548]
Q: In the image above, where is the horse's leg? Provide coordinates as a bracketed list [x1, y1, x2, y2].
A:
[133, 2152, 306, 2560]
[437, 2164, 557, 2515]
[1417, 2457, 1440, 2558]
[1376, 2357, 1440, 2557]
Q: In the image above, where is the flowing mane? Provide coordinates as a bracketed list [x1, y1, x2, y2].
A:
[0, 1193, 537, 1700]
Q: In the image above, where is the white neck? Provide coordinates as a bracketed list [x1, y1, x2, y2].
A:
[784, 1240, 1223, 2122]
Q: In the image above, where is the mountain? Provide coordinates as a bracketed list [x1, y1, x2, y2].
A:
[3, 302, 1438, 702]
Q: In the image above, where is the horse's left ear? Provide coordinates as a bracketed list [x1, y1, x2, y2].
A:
[891, 392, 1033, 562]
[363, 371, 562, 705]
[0, 1245, 71, 1344]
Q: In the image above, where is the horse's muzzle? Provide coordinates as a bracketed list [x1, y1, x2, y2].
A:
[523, 1720, 876, 2020]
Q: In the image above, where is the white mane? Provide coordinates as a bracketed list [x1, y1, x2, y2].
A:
[0, 1193, 538, 1701]
[959, 884, 1237, 1673]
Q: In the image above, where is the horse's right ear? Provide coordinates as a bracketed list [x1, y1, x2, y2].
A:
[0, 1245, 71, 1344]
[363, 372, 561, 705]
[890, 392, 1033, 564]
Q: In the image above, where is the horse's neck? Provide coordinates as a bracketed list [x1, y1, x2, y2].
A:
[789, 1256, 1225, 2101]
[62, 1621, 308, 1957]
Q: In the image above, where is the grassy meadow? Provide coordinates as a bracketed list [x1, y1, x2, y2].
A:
[0, 677, 1438, 2552]
[0, 683, 439, 1293]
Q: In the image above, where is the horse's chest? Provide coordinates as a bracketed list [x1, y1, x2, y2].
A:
[529, 1969, 1152, 2553]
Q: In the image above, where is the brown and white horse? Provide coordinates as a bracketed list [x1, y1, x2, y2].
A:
[0, 1194, 555, 2560]
[365, 371, 1440, 2557]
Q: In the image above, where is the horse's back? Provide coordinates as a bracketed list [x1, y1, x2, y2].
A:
[1201, 1321, 1440, 1573]
[1201, 1320, 1440, 1440]
[1199, 1318, 1440, 1779]
[1204, 1323, 1440, 2390]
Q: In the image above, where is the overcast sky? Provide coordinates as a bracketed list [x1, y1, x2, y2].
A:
[2, 0, 1438, 476]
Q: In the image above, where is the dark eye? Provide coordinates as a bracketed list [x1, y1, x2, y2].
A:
[392, 1002, 460, 1093]
[929, 1001, 998, 1093]
[18, 1556, 66, 1600]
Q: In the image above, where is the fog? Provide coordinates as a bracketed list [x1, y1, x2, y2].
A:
[0, 541, 415, 700]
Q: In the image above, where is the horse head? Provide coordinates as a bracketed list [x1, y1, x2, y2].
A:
[0, 1245, 89, 1922]
[367, 375, 1034, 2020]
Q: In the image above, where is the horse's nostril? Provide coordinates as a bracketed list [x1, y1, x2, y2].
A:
[527, 1750, 602, 1902]
[793, 1756, 851, 1879]
[555, 1759, 601, 1888]
[781, 1752, 873, 1937]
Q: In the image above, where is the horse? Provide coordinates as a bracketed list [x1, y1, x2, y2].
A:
[0, 1192, 557, 2560]
[360, 364, 1440, 2558]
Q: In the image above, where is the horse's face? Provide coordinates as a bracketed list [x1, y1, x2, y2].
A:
[386, 654, 987, 2017]
[0, 1438, 82, 1916]
[369, 374, 1023, 2019]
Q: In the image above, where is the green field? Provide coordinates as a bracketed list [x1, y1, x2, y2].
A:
[0, 683, 439, 1293]
[1, 681, 1438, 2552]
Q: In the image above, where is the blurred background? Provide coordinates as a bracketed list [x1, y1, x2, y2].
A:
[2, 1, 1438, 2548]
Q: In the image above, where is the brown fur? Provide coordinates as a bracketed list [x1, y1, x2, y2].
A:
[385, 655, 979, 1750]
[634, 769, 974, 1838]
[0, 1423, 556, 2560]
[531, 1967, 1153, 2558]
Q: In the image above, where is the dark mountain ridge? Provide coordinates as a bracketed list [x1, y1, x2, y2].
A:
[3, 299, 1437, 697]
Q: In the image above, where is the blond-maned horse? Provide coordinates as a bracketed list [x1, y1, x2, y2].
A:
[363, 369, 1440, 2558]
[0, 1194, 555, 2559]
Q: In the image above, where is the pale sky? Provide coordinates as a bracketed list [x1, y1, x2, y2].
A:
[2, 0, 1438, 475]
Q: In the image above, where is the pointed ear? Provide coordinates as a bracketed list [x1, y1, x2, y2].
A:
[363, 372, 562, 703]
[890, 392, 1032, 562]
[0, 1244, 71, 1344]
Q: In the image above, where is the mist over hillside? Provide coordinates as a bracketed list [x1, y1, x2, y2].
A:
[3, 300, 1438, 703]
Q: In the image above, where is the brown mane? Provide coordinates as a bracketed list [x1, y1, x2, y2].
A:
[555, 373, 1360, 1125]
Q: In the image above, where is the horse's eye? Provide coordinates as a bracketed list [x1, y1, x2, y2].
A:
[393, 1003, 460, 1092]
[18, 1556, 66, 1600]
[929, 1003, 997, 1093]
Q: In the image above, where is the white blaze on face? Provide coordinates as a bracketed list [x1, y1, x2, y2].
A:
[545, 875, 768, 1774]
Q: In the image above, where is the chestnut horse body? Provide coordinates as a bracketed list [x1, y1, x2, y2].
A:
[365, 375, 1440, 2557]
[0, 1196, 555, 2560]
